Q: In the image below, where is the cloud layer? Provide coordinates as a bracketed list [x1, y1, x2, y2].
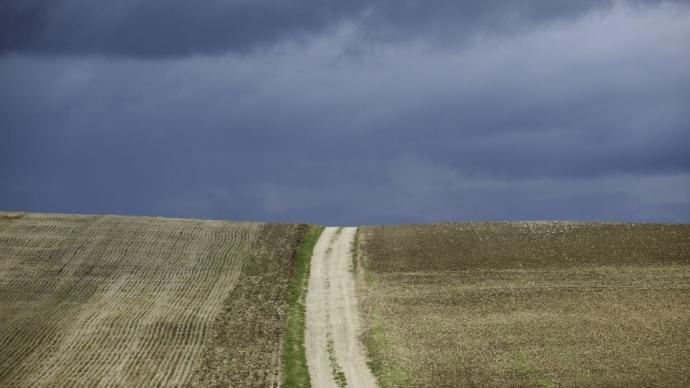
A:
[2, 0, 619, 57]
[1, 1, 689, 224]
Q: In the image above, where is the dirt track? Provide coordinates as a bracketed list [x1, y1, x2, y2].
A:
[305, 227, 377, 388]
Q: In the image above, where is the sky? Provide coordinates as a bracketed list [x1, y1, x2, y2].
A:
[1, 0, 689, 225]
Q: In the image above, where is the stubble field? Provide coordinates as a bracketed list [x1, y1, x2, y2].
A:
[357, 222, 690, 387]
[0, 212, 306, 387]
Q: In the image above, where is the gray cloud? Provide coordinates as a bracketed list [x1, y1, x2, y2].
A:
[1, 1, 689, 224]
[0, 0, 632, 57]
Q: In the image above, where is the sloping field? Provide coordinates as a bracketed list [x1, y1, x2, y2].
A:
[357, 222, 690, 387]
[0, 212, 305, 387]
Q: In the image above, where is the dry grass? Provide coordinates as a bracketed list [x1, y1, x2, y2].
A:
[358, 222, 690, 387]
[0, 211, 305, 387]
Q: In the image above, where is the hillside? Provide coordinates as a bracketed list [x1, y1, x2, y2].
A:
[357, 222, 690, 387]
[3, 214, 689, 387]
[0, 212, 306, 387]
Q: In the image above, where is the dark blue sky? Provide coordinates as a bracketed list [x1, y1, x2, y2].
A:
[2, 1, 689, 225]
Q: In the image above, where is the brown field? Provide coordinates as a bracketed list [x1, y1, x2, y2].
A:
[357, 222, 690, 387]
[0, 212, 305, 387]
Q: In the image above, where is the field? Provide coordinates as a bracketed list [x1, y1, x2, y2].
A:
[0, 212, 307, 387]
[357, 222, 690, 387]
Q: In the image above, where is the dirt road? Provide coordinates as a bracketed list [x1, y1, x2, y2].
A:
[305, 227, 378, 388]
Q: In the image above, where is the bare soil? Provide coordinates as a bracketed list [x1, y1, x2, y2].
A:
[358, 222, 690, 387]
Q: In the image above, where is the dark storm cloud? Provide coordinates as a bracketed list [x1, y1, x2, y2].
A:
[0, 0, 353, 56]
[1, 1, 690, 224]
[0, 0, 625, 57]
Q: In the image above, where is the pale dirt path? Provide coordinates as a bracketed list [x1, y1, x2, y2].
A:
[305, 227, 378, 388]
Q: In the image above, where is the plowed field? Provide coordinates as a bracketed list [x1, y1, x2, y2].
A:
[0, 212, 305, 387]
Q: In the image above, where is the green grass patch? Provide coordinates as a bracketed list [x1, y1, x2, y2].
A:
[282, 224, 323, 388]
[327, 336, 348, 387]
[362, 313, 410, 388]
[512, 349, 556, 388]
[351, 228, 360, 272]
